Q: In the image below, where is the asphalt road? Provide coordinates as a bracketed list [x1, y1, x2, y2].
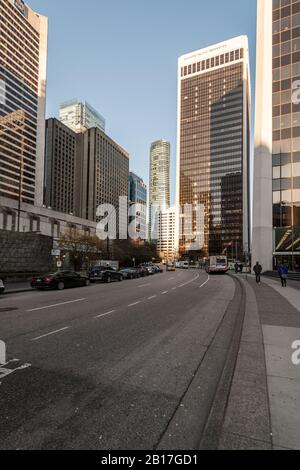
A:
[0, 269, 238, 450]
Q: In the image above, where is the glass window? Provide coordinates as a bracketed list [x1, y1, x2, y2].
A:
[281, 114, 292, 128]
[281, 65, 291, 79]
[282, 190, 292, 203]
[293, 189, 300, 202]
[273, 167, 281, 179]
[293, 162, 300, 177]
[282, 164, 292, 178]
[273, 191, 281, 204]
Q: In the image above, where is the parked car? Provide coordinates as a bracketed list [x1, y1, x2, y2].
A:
[119, 268, 139, 280]
[31, 271, 90, 290]
[89, 266, 123, 283]
[0, 278, 5, 295]
[153, 265, 163, 273]
[135, 266, 149, 277]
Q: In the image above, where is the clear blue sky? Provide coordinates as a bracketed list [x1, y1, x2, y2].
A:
[29, 0, 257, 204]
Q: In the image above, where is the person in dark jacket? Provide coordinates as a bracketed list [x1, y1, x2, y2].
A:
[253, 262, 262, 284]
[278, 263, 288, 287]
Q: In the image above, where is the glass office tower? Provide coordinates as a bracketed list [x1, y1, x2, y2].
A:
[176, 37, 250, 260]
[253, 0, 300, 271]
[0, 0, 48, 207]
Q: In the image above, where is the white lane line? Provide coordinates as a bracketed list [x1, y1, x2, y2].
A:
[172, 287, 177, 290]
[199, 275, 210, 289]
[148, 295, 157, 300]
[26, 298, 86, 313]
[128, 301, 141, 307]
[178, 273, 200, 288]
[162, 291, 168, 295]
[138, 283, 151, 288]
[31, 327, 70, 341]
[94, 310, 115, 319]
[168, 277, 175, 281]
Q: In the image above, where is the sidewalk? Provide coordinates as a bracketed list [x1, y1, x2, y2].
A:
[220, 274, 300, 449]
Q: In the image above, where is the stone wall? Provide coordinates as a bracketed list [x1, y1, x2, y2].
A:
[0, 230, 53, 275]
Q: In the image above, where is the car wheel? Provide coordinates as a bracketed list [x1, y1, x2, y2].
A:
[119, 275, 123, 282]
[85, 279, 90, 287]
[57, 281, 65, 290]
[106, 276, 111, 283]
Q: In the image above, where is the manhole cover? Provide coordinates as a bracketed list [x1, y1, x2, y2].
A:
[0, 307, 18, 313]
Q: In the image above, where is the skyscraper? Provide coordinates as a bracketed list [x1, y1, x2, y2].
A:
[253, 0, 300, 271]
[176, 36, 250, 260]
[0, 0, 48, 207]
[78, 128, 129, 224]
[128, 172, 147, 240]
[157, 207, 176, 261]
[59, 99, 105, 134]
[44, 118, 80, 215]
[149, 140, 170, 241]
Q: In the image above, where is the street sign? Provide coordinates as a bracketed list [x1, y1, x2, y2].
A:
[52, 249, 60, 257]
[57, 261, 62, 268]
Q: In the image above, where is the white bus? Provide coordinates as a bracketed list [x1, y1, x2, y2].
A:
[206, 256, 228, 274]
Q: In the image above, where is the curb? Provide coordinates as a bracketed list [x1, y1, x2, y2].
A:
[217, 275, 273, 450]
[3, 288, 32, 296]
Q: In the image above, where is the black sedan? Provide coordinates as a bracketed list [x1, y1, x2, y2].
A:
[31, 271, 90, 291]
[89, 266, 123, 283]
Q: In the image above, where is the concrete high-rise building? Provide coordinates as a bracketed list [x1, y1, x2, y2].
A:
[157, 207, 176, 261]
[0, 0, 48, 207]
[253, 0, 300, 271]
[59, 99, 105, 134]
[44, 118, 80, 215]
[149, 140, 170, 241]
[128, 172, 147, 240]
[176, 36, 250, 260]
[78, 128, 129, 224]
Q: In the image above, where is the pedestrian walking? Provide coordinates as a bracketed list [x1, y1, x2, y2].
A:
[235, 262, 239, 274]
[278, 262, 288, 287]
[253, 262, 262, 284]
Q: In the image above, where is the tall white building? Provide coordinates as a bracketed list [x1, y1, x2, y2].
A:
[0, 0, 48, 207]
[149, 140, 170, 241]
[157, 207, 176, 260]
[59, 99, 105, 134]
[253, 0, 300, 271]
[176, 36, 251, 260]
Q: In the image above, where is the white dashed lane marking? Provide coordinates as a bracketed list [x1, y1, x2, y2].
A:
[31, 327, 70, 341]
[95, 310, 115, 319]
[26, 298, 86, 313]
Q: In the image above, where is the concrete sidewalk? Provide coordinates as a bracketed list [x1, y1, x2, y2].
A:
[220, 274, 300, 449]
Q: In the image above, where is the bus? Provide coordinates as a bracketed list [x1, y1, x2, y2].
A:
[206, 256, 228, 274]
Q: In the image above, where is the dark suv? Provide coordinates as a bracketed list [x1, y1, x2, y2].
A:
[89, 266, 123, 283]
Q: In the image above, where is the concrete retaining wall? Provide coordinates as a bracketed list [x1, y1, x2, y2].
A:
[0, 230, 53, 275]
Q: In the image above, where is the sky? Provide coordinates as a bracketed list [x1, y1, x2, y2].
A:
[28, 0, 257, 204]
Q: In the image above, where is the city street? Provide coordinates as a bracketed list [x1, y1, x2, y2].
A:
[0, 270, 243, 450]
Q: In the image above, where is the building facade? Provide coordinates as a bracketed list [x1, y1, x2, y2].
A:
[77, 128, 129, 225]
[253, 0, 300, 271]
[176, 36, 250, 260]
[128, 172, 147, 240]
[149, 140, 170, 241]
[0, 0, 48, 207]
[59, 99, 105, 134]
[0, 195, 97, 239]
[157, 207, 176, 261]
[44, 118, 80, 215]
